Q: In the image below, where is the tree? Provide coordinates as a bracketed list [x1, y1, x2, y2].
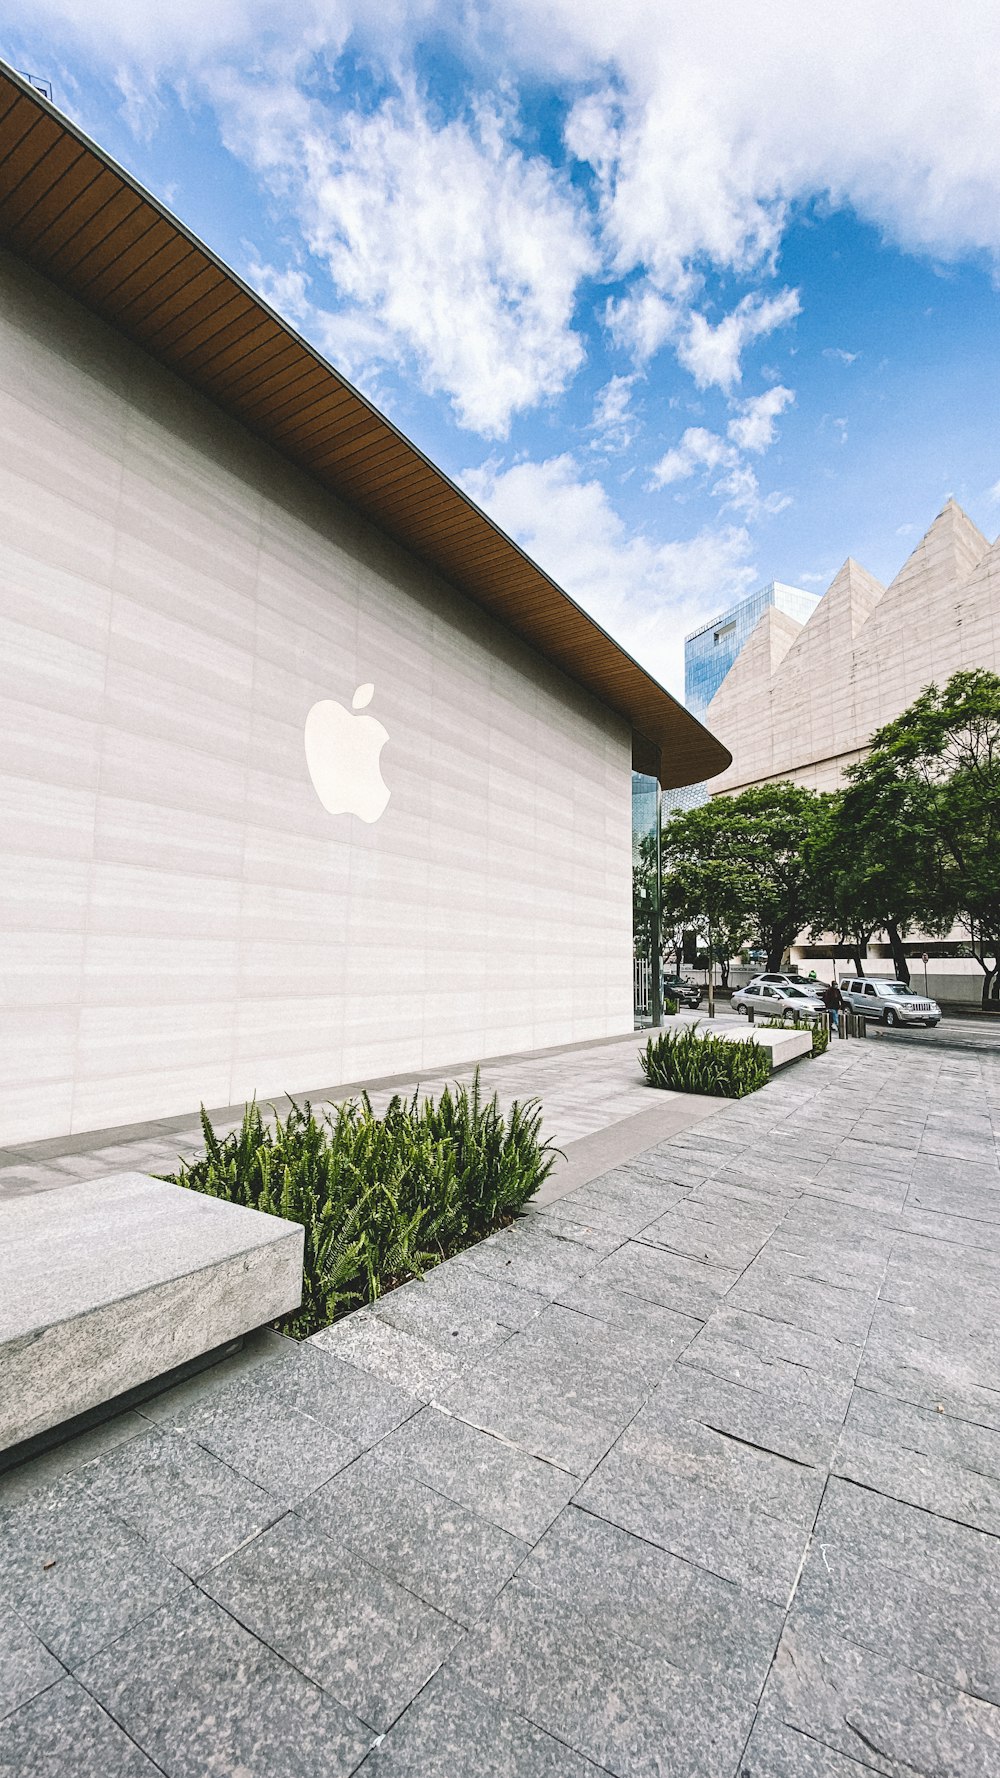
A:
[660, 782, 829, 972]
[806, 789, 919, 983]
[842, 670, 1000, 1006]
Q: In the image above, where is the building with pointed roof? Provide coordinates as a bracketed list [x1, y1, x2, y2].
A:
[707, 500, 999, 797]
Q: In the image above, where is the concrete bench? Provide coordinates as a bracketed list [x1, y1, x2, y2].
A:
[0, 1171, 303, 1457]
[721, 1025, 814, 1067]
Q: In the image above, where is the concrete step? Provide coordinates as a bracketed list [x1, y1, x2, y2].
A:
[0, 1171, 303, 1456]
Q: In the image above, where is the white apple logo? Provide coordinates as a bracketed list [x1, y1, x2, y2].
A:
[304, 683, 390, 822]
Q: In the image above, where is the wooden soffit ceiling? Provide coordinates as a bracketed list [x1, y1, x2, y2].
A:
[0, 63, 730, 789]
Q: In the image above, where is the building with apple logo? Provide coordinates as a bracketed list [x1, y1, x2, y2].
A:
[0, 66, 728, 1146]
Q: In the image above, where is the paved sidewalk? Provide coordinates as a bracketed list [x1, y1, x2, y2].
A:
[2, 1033, 1000, 1774]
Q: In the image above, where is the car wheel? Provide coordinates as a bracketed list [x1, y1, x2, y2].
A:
[885, 1008, 899, 1027]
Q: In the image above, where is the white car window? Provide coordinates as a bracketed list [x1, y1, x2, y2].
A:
[864, 983, 877, 996]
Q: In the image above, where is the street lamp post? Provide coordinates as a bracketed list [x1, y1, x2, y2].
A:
[650, 780, 662, 1027]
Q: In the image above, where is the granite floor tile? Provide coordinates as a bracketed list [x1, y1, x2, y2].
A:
[739, 1714, 893, 1776]
[459, 1575, 753, 1778]
[533, 1181, 684, 1240]
[521, 1302, 677, 1390]
[0, 1608, 63, 1722]
[574, 1420, 814, 1603]
[261, 1343, 418, 1444]
[376, 1406, 577, 1542]
[366, 1669, 604, 1776]
[681, 1302, 860, 1389]
[833, 1387, 1000, 1535]
[201, 1512, 464, 1731]
[649, 1359, 851, 1469]
[756, 1613, 1000, 1778]
[595, 1237, 739, 1319]
[0, 1676, 159, 1777]
[372, 1259, 549, 1348]
[0, 1413, 150, 1512]
[797, 1477, 1000, 1704]
[519, 1506, 784, 1697]
[145, 1364, 365, 1505]
[77, 1425, 281, 1576]
[457, 1224, 601, 1300]
[310, 1310, 469, 1400]
[638, 1193, 781, 1272]
[79, 1589, 369, 1777]
[433, 1333, 644, 1475]
[0, 1476, 190, 1668]
[552, 1276, 703, 1356]
[295, 1447, 529, 1625]
[725, 1260, 876, 1349]
[905, 1175, 1000, 1224]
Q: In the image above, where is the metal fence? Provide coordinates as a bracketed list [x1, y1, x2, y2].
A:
[634, 957, 651, 1019]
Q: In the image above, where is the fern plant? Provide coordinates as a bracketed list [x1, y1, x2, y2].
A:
[639, 1024, 771, 1098]
[164, 1072, 559, 1337]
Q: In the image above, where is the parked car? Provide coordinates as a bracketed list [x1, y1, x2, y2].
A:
[732, 981, 826, 1022]
[745, 972, 808, 992]
[838, 977, 941, 1027]
[662, 974, 702, 1009]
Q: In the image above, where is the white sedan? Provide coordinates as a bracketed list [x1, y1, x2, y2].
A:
[731, 981, 826, 1022]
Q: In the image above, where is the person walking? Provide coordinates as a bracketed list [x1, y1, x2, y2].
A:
[819, 978, 845, 1033]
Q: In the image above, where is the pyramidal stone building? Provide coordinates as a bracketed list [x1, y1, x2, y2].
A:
[707, 500, 999, 796]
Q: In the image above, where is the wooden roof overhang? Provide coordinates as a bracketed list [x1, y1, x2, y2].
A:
[0, 63, 731, 788]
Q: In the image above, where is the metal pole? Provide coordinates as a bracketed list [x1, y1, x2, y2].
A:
[650, 781, 662, 1028]
[707, 908, 716, 1019]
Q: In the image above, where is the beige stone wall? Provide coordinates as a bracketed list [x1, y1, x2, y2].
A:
[707, 501, 1000, 797]
[0, 252, 633, 1145]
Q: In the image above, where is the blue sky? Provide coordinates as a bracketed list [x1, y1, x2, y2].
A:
[4, 3, 1000, 692]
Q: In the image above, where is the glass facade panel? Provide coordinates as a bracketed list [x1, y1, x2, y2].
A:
[661, 580, 820, 818]
[684, 581, 820, 716]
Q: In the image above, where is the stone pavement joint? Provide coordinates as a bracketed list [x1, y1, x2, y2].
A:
[1, 1025, 1000, 1774]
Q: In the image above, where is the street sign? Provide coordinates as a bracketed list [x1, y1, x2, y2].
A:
[921, 951, 929, 962]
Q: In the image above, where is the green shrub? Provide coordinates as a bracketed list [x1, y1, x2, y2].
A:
[662, 994, 678, 1016]
[638, 1024, 771, 1098]
[763, 1015, 829, 1058]
[164, 1071, 558, 1338]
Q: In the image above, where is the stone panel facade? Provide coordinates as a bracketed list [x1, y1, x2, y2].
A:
[0, 252, 634, 1145]
[707, 500, 999, 795]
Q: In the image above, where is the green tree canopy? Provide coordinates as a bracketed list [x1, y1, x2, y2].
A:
[660, 782, 830, 971]
[842, 669, 1000, 1003]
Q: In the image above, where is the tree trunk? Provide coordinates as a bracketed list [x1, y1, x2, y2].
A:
[885, 920, 910, 985]
[974, 954, 1000, 1008]
[851, 946, 864, 976]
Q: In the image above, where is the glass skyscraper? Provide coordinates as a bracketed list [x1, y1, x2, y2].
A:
[684, 582, 820, 718]
[633, 579, 820, 859]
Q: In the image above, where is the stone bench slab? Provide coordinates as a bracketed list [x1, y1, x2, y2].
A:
[0, 1171, 303, 1453]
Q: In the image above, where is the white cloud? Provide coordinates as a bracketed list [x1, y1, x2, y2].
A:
[604, 283, 680, 363]
[217, 83, 596, 437]
[675, 290, 801, 392]
[823, 347, 860, 364]
[17, 0, 1000, 446]
[245, 258, 312, 325]
[988, 479, 1000, 505]
[461, 453, 757, 692]
[529, 1, 1000, 272]
[589, 375, 638, 452]
[726, 384, 795, 453]
[711, 463, 791, 521]
[649, 427, 736, 488]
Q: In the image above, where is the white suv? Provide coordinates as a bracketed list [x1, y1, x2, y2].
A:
[838, 977, 941, 1028]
